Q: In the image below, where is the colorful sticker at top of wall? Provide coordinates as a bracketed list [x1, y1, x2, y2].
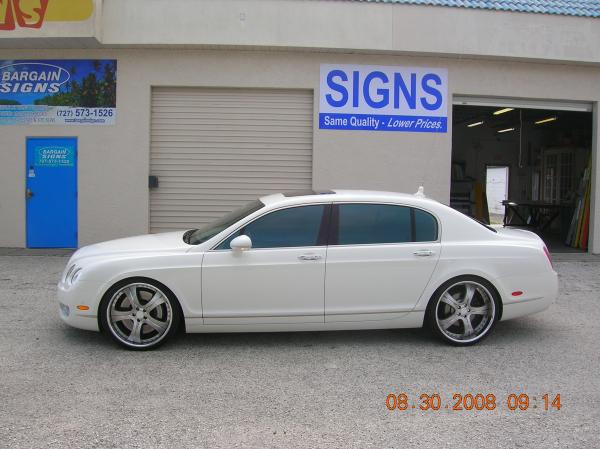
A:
[0, 0, 94, 30]
[34, 145, 74, 167]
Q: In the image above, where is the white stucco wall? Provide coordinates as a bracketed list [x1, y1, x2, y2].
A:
[98, 0, 600, 64]
[3, 0, 600, 66]
[0, 48, 599, 252]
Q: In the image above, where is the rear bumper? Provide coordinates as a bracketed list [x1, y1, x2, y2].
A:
[498, 270, 558, 321]
[57, 280, 101, 332]
[501, 295, 553, 320]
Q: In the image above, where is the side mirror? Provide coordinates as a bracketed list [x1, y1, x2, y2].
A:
[230, 235, 252, 251]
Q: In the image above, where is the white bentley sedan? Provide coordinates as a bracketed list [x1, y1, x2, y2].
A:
[58, 189, 557, 350]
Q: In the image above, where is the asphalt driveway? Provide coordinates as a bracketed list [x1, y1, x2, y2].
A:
[1, 251, 599, 449]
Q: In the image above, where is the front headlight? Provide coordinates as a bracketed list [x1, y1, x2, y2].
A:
[70, 267, 82, 284]
[64, 265, 82, 286]
[63, 264, 76, 283]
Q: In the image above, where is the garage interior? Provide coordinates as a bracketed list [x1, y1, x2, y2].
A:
[451, 103, 593, 252]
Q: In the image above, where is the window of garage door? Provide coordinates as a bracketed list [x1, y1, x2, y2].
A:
[150, 87, 314, 233]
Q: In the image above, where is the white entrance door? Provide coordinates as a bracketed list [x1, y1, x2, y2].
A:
[486, 166, 509, 216]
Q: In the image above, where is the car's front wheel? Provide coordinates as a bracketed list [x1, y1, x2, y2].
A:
[427, 276, 499, 346]
[99, 278, 181, 350]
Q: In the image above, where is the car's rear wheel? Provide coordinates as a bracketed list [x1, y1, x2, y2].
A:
[427, 276, 499, 346]
[99, 279, 180, 350]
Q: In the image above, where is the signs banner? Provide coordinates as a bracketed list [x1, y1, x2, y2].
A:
[319, 64, 448, 133]
[0, 59, 116, 125]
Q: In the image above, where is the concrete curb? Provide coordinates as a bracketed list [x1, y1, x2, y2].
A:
[0, 248, 75, 257]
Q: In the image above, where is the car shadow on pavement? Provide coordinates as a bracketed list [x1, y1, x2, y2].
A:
[173, 327, 443, 352]
[56, 316, 548, 351]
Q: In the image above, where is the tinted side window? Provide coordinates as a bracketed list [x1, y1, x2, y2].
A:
[414, 208, 438, 242]
[217, 205, 326, 249]
[337, 204, 412, 245]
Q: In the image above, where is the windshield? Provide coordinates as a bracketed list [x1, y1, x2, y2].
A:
[184, 200, 265, 245]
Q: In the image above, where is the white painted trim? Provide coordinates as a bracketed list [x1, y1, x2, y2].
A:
[453, 95, 593, 112]
[590, 102, 599, 254]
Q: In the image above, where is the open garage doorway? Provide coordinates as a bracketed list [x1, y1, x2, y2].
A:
[451, 99, 593, 252]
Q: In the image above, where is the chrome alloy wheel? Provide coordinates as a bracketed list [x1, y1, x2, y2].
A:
[106, 282, 173, 348]
[434, 281, 496, 343]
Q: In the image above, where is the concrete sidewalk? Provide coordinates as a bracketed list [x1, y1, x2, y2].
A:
[0, 248, 75, 257]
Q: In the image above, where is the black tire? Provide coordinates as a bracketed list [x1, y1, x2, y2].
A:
[99, 277, 181, 350]
[426, 275, 500, 346]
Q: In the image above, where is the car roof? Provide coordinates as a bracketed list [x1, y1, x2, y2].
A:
[259, 189, 439, 208]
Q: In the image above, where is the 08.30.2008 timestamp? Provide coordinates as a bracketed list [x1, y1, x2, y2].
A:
[386, 393, 561, 412]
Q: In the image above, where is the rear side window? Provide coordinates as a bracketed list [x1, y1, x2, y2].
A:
[334, 204, 438, 245]
[337, 204, 412, 245]
[414, 208, 438, 242]
[216, 205, 326, 249]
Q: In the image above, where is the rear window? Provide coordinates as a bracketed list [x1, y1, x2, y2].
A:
[465, 214, 497, 233]
[282, 190, 335, 197]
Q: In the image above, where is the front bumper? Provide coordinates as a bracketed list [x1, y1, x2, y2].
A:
[57, 280, 101, 332]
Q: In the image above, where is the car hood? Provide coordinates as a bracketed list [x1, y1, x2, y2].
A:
[72, 231, 190, 262]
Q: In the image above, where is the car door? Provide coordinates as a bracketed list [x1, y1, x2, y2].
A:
[202, 204, 330, 324]
[325, 203, 440, 322]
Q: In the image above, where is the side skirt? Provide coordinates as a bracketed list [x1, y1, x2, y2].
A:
[184, 311, 425, 333]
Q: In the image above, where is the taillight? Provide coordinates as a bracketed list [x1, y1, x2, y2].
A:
[543, 245, 554, 269]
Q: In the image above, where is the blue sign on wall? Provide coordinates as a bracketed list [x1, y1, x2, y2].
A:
[34, 145, 75, 167]
[0, 59, 116, 125]
[319, 64, 448, 133]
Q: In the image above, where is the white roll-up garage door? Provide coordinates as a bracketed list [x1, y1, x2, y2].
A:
[150, 87, 314, 233]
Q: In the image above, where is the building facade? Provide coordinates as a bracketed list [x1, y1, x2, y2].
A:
[1, 0, 599, 253]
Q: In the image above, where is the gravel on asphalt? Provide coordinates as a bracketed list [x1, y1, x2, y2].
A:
[1, 254, 599, 449]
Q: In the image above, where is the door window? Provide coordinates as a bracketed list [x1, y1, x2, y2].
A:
[336, 204, 412, 245]
[334, 204, 438, 245]
[216, 205, 327, 249]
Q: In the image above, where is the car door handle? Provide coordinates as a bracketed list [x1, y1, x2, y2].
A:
[298, 254, 322, 261]
[413, 249, 435, 257]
